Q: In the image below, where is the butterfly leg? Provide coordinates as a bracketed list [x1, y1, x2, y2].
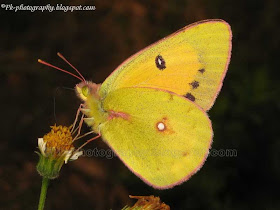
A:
[74, 113, 85, 140]
[75, 133, 101, 152]
[71, 103, 84, 133]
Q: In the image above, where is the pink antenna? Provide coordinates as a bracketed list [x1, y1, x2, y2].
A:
[57, 52, 86, 82]
[38, 59, 83, 82]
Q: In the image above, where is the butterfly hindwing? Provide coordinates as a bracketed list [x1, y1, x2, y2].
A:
[100, 87, 213, 189]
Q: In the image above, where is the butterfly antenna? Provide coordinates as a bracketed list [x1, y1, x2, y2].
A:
[57, 52, 86, 82]
[38, 59, 84, 81]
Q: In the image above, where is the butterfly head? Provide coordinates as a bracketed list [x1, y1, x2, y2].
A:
[75, 81, 101, 101]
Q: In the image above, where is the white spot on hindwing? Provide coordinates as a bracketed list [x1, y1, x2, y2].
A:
[157, 122, 165, 131]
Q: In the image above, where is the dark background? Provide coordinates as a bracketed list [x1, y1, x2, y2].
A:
[1, 0, 279, 209]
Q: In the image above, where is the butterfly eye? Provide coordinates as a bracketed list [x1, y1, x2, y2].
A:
[81, 86, 89, 97]
[75, 82, 89, 101]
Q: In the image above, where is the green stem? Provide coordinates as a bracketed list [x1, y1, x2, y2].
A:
[38, 177, 49, 210]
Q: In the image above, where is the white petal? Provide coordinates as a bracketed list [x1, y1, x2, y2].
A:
[70, 150, 83, 161]
[38, 138, 46, 156]
[63, 150, 73, 164]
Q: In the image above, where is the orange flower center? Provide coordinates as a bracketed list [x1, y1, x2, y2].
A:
[43, 125, 74, 156]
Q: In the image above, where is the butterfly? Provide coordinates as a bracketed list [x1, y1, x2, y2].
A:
[39, 19, 232, 189]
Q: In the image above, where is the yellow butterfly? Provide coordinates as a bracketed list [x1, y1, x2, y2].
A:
[39, 19, 232, 189]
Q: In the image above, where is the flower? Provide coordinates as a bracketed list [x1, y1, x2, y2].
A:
[36, 125, 83, 179]
[122, 195, 170, 210]
[38, 125, 82, 163]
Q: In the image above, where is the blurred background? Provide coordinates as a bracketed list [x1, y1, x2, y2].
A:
[1, 0, 279, 209]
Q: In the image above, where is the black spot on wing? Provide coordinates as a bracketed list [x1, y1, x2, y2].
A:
[199, 68, 205, 73]
[190, 81, 199, 89]
[185, 93, 195, 102]
[155, 55, 166, 70]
